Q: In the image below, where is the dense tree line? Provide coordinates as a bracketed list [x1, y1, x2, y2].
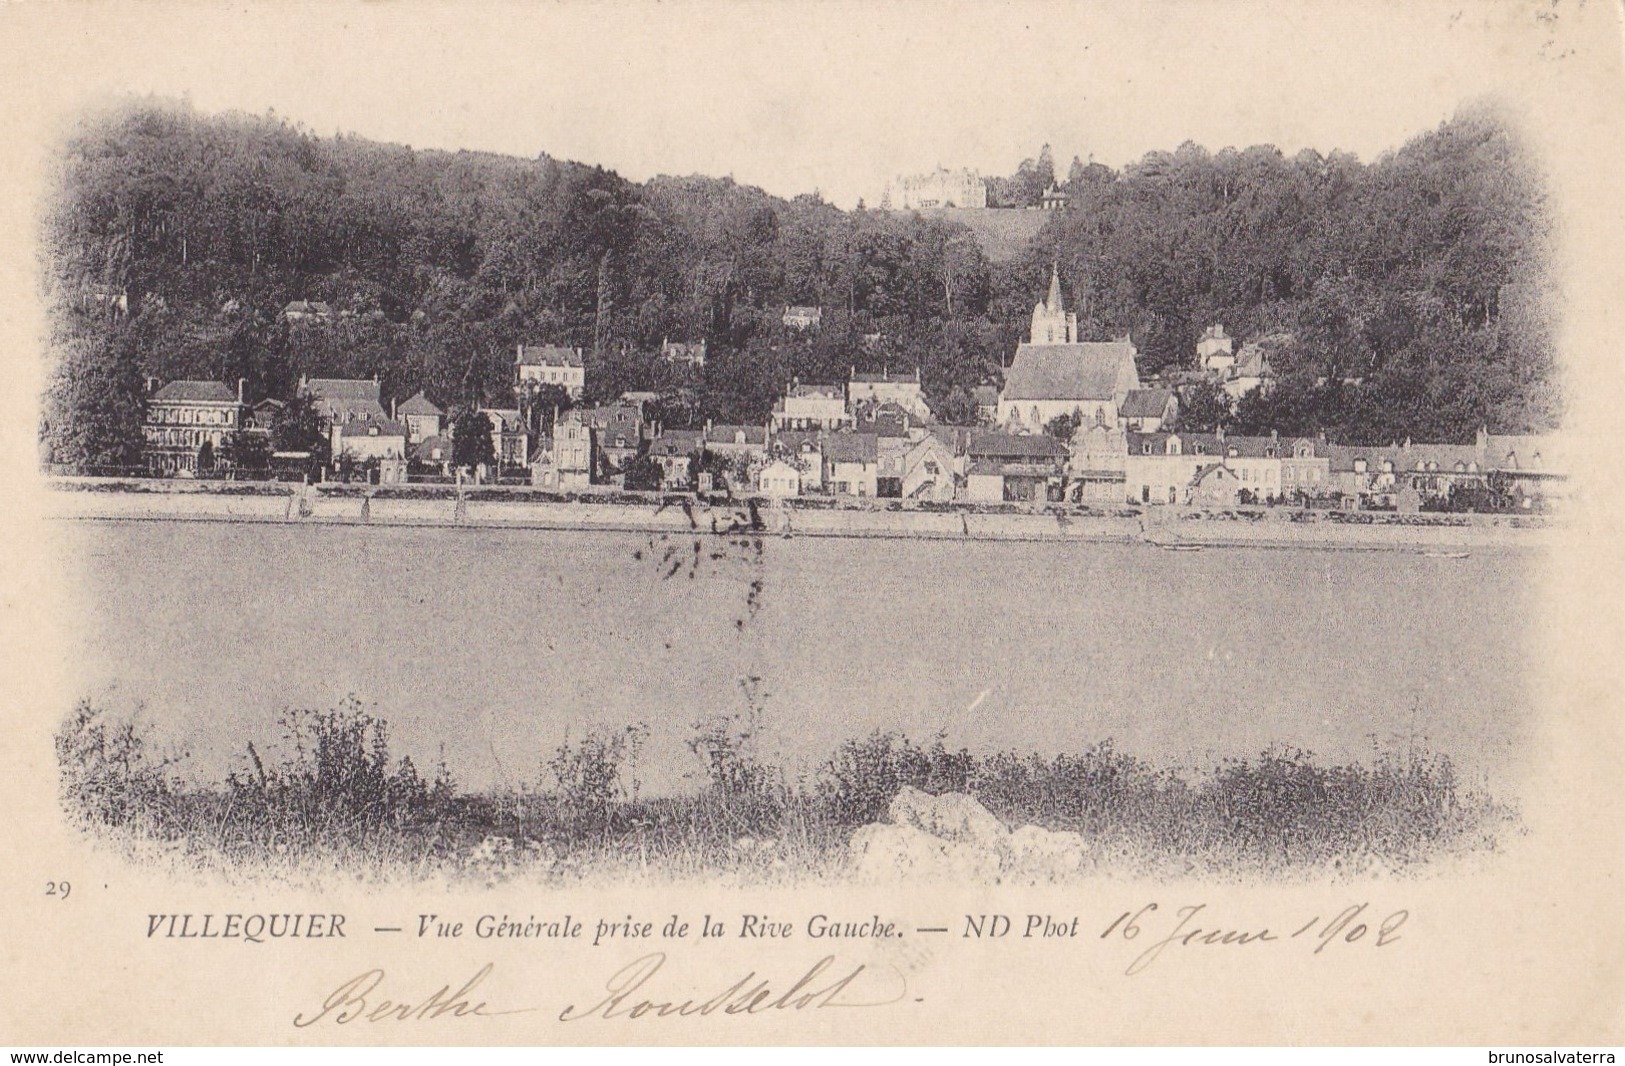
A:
[39, 99, 1556, 467]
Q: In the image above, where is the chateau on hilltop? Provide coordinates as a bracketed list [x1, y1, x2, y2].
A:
[886, 167, 987, 210]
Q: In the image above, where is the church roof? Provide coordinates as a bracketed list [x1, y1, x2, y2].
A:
[1000, 341, 1135, 403]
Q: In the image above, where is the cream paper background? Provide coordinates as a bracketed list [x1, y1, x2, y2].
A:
[0, 0, 1621, 1046]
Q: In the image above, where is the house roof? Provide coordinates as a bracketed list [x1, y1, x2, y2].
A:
[822, 432, 879, 463]
[150, 380, 237, 403]
[398, 392, 442, 416]
[1324, 442, 1482, 473]
[850, 368, 919, 384]
[516, 344, 584, 367]
[480, 408, 525, 433]
[650, 429, 704, 456]
[786, 383, 843, 400]
[967, 459, 1062, 478]
[339, 418, 408, 438]
[584, 405, 643, 430]
[705, 424, 767, 445]
[856, 403, 917, 437]
[776, 430, 823, 453]
[303, 378, 380, 403]
[930, 425, 974, 453]
[1121, 388, 1176, 419]
[1192, 463, 1235, 485]
[284, 300, 331, 315]
[967, 430, 1070, 460]
[1235, 332, 1290, 373]
[1000, 341, 1136, 403]
[1484, 434, 1560, 472]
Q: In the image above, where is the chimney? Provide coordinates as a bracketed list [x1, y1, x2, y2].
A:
[237, 378, 245, 404]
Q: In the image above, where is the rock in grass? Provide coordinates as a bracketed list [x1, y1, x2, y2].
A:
[1006, 824, 1088, 881]
[887, 786, 1010, 850]
[846, 787, 1090, 882]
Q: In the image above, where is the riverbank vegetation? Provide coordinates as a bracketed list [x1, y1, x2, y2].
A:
[57, 695, 1517, 885]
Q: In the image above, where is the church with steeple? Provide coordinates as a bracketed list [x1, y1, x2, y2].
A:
[1030, 264, 1078, 344]
[999, 266, 1142, 432]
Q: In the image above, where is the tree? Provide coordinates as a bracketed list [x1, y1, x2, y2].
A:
[270, 394, 331, 463]
[219, 428, 273, 472]
[621, 453, 665, 492]
[1177, 380, 1234, 432]
[932, 385, 977, 427]
[523, 382, 575, 438]
[1043, 409, 1082, 443]
[451, 409, 495, 471]
[196, 439, 215, 472]
[40, 331, 146, 471]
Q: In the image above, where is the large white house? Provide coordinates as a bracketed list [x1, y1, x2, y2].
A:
[515, 344, 585, 398]
[997, 267, 1141, 432]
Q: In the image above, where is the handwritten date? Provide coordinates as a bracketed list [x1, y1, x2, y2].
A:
[1101, 902, 1407, 975]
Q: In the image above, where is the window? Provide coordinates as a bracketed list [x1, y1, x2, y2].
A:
[1142, 443, 1152, 455]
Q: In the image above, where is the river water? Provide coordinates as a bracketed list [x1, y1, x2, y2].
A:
[60, 520, 1536, 794]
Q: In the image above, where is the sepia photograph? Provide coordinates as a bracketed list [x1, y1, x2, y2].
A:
[2, 0, 1621, 1050]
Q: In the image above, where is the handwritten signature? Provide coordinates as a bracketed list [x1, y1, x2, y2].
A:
[559, 952, 906, 1020]
[292, 954, 905, 1026]
[293, 963, 534, 1026]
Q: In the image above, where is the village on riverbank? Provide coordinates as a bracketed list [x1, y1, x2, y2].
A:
[95, 270, 1567, 521]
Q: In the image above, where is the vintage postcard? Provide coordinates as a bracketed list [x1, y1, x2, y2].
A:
[1, 0, 1622, 1048]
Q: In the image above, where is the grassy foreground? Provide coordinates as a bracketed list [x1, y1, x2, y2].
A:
[56, 695, 1518, 884]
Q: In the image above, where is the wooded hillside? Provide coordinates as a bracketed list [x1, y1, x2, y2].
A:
[40, 99, 1558, 467]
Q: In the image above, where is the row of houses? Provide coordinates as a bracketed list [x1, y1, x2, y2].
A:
[135, 273, 1564, 508]
[138, 370, 1565, 510]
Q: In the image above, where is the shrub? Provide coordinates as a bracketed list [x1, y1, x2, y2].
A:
[545, 723, 648, 829]
[688, 677, 779, 801]
[820, 730, 975, 827]
[55, 700, 177, 829]
[224, 697, 450, 844]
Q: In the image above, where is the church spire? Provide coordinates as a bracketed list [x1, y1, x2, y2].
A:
[1047, 262, 1063, 312]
